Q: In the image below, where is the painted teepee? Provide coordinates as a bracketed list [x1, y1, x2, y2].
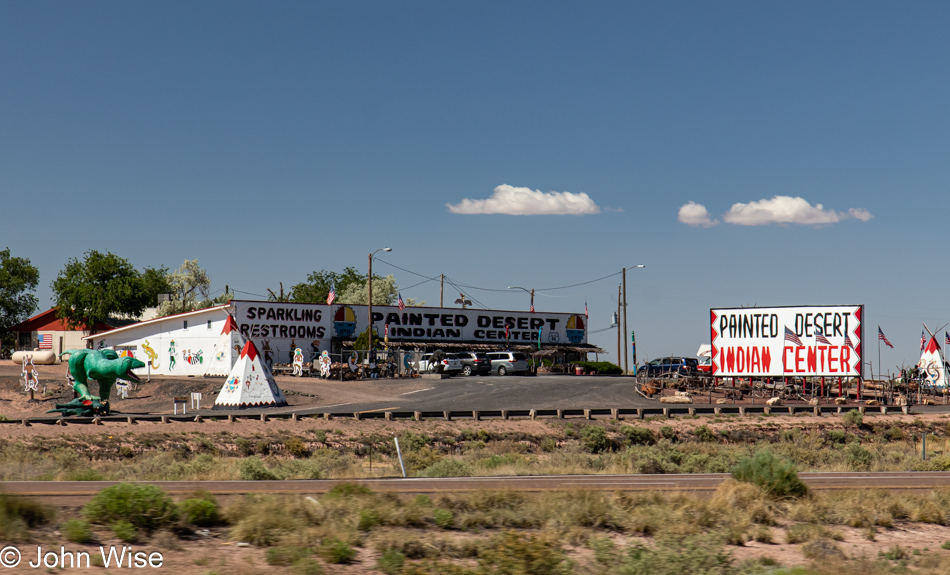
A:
[213, 340, 288, 409]
[205, 315, 246, 376]
[918, 335, 948, 389]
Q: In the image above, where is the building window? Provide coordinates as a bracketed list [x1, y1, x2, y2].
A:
[184, 320, 188, 330]
[208, 320, 212, 330]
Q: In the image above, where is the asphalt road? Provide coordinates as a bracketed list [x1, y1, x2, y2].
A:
[296, 374, 657, 414]
[8, 472, 950, 505]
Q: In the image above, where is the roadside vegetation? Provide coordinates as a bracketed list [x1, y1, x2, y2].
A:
[0, 414, 948, 482]
[6, 471, 950, 573]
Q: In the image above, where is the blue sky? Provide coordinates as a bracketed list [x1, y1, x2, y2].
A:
[2, 1, 949, 374]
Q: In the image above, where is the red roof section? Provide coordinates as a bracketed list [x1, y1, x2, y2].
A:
[9, 308, 112, 333]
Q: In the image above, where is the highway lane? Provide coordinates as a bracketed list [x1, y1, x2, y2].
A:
[295, 374, 658, 414]
[6, 472, 950, 505]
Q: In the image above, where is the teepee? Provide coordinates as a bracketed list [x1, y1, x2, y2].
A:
[205, 315, 245, 376]
[213, 340, 288, 409]
[919, 335, 948, 389]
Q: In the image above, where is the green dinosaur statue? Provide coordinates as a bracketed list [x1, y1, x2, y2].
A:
[49, 349, 145, 416]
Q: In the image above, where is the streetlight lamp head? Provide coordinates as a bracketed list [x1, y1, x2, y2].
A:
[635, 264, 645, 268]
[384, 247, 392, 252]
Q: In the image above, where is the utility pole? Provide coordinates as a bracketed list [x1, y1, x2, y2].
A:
[622, 268, 629, 376]
[617, 284, 621, 372]
[440, 274, 444, 307]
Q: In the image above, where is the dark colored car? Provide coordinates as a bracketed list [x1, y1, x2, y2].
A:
[636, 357, 699, 378]
[456, 351, 492, 376]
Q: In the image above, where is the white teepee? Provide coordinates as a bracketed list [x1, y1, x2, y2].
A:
[213, 340, 288, 409]
[205, 315, 246, 376]
[919, 335, 948, 389]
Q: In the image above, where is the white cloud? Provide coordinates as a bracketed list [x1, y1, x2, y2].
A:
[447, 184, 601, 216]
[722, 196, 873, 226]
[678, 196, 874, 227]
[678, 201, 719, 227]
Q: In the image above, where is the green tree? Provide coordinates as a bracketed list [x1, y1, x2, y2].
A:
[159, 259, 211, 316]
[290, 267, 368, 304]
[139, 266, 171, 308]
[51, 250, 153, 332]
[0, 248, 40, 345]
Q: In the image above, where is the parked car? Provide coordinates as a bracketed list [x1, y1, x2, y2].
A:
[486, 351, 530, 375]
[456, 351, 492, 376]
[419, 352, 462, 374]
[636, 357, 699, 378]
[697, 356, 712, 374]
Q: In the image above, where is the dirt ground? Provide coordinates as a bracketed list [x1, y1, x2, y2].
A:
[0, 360, 428, 419]
[11, 515, 950, 574]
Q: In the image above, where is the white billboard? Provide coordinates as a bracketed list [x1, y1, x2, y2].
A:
[710, 305, 864, 378]
[230, 300, 587, 353]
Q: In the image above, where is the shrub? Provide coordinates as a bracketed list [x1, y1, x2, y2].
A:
[694, 425, 718, 443]
[574, 361, 622, 375]
[421, 458, 473, 478]
[433, 508, 455, 529]
[312, 429, 328, 443]
[539, 437, 557, 452]
[660, 426, 677, 441]
[0, 493, 53, 540]
[293, 558, 324, 575]
[731, 450, 808, 498]
[318, 538, 356, 564]
[82, 483, 179, 531]
[112, 519, 138, 543]
[240, 456, 280, 480]
[62, 519, 95, 544]
[883, 427, 906, 442]
[589, 536, 617, 564]
[477, 531, 571, 575]
[265, 545, 311, 566]
[284, 436, 310, 458]
[620, 534, 733, 575]
[180, 497, 221, 527]
[581, 426, 611, 453]
[358, 509, 380, 531]
[377, 549, 406, 574]
[842, 409, 863, 427]
[621, 426, 656, 446]
[234, 437, 253, 457]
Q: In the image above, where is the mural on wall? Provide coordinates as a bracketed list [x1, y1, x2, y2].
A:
[334, 306, 357, 337]
[142, 340, 159, 369]
[168, 340, 177, 370]
[183, 349, 204, 365]
[566, 315, 586, 343]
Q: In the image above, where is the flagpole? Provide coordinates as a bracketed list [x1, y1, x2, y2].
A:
[878, 326, 881, 381]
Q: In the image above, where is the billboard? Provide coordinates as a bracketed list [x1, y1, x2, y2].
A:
[229, 300, 587, 353]
[710, 305, 863, 378]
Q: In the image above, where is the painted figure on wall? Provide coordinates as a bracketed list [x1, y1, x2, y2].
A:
[168, 340, 177, 370]
[142, 340, 159, 369]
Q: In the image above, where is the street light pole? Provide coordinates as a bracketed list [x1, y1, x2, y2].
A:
[368, 247, 392, 349]
[507, 286, 535, 312]
[623, 265, 645, 375]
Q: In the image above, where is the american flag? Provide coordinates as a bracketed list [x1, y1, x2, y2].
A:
[921, 330, 926, 351]
[815, 326, 831, 345]
[784, 326, 802, 346]
[878, 327, 893, 349]
[38, 333, 53, 350]
[397, 292, 405, 311]
[945, 332, 950, 346]
[326, 283, 336, 305]
[530, 304, 535, 313]
[585, 301, 588, 318]
[844, 333, 854, 349]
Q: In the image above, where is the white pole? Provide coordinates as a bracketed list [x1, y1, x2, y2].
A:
[394, 437, 407, 477]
